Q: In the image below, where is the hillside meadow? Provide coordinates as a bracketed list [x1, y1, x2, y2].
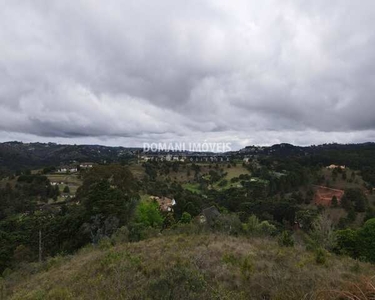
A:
[2, 229, 375, 300]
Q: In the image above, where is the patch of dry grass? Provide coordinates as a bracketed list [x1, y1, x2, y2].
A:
[2, 233, 375, 300]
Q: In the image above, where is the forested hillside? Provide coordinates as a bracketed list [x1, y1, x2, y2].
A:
[1, 143, 375, 299]
[0, 142, 137, 176]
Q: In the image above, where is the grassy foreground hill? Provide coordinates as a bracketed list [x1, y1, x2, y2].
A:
[2, 230, 375, 300]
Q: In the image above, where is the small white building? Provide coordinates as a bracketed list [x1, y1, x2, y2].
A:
[326, 164, 346, 170]
[57, 167, 77, 173]
[80, 163, 94, 169]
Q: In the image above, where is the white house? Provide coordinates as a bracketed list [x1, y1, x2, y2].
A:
[326, 164, 346, 170]
[80, 163, 94, 169]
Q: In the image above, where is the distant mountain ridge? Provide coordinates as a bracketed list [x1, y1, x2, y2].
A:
[1, 141, 375, 176]
[240, 142, 375, 157]
[0, 141, 139, 175]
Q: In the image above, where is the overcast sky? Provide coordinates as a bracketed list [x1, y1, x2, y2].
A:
[1, 0, 375, 150]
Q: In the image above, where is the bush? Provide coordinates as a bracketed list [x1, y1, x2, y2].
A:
[111, 226, 129, 245]
[98, 236, 112, 250]
[278, 231, 294, 247]
[213, 214, 242, 236]
[180, 212, 192, 224]
[257, 221, 277, 236]
[166, 222, 206, 236]
[148, 263, 206, 299]
[315, 248, 327, 265]
[240, 256, 255, 280]
[127, 223, 161, 242]
[244, 215, 260, 233]
[243, 215, 276, 236]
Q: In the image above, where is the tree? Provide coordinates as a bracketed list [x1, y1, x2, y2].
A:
[13, 244, 33, 264]
[54, 185, 60, 200]
[82, 215, 120, 245]
[341, 188, 367, 212]
[135, 201, 164, 228]
[335, 218, 375, 262]
[63, 186, 70, 193]
[358, 218, 375, 262]
[83, 180, 138, 225]
[311, 211, 336, 250]
[295, 210, 318, 231]
[335, 228, 359, 258]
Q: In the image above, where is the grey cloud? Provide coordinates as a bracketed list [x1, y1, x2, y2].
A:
[0, 0, 375, 146]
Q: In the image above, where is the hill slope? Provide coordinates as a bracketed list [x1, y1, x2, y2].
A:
[0, 142, 138, 175]
[2, 232, 375, 300]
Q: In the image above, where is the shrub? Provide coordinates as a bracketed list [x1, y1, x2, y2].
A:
[127, 222, 161, 242]
[180, 212, 192, 224]
[213, 214, 242, 236]
[240, 256, 255, 280]
[315, 248, 327, 265]
[111, 226, 129, 245]
[166, 223, 205, 236]
[148, 264, 206, 299]
[278, 231, 294, 247]
[257, 221, 277, 236]
[98, 236, 112, 250]
[244, 215, 260, 233]
[243, 215, 276, 236]
[222, 253, 239, 266]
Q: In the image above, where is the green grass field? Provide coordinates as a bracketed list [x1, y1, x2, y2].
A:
[46, 173, 82, 201]
[224, 164, 250, 180]
[47, 173, 82, 185]
[182, 183, 202, 193]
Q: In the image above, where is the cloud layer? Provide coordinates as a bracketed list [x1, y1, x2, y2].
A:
[1, 0, 375, 148]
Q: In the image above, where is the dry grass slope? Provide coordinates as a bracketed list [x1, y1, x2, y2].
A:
[2, 233, 375, 300]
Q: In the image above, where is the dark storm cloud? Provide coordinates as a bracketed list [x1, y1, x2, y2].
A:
[1, 0, 375, 147]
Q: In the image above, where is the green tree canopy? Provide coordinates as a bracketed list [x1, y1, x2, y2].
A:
[135, 201, 164, 228]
